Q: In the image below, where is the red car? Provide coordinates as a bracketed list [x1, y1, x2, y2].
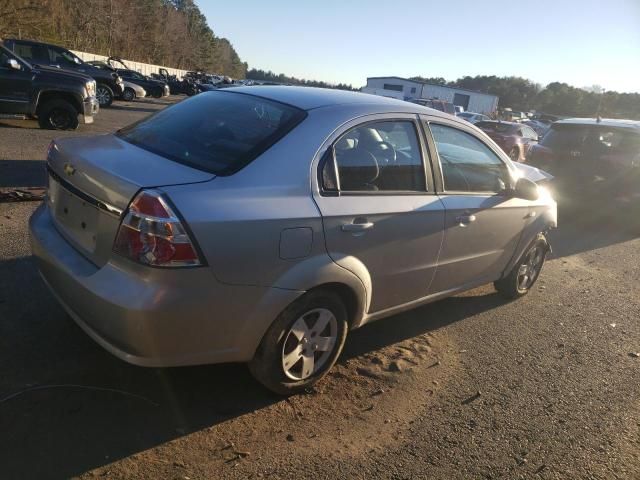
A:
[476, 121, 539, 162]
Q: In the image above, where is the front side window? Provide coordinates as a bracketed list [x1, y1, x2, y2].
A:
[49, 47, 81, 66]
[325, 120, 426, 192]
[117, 91, 307, 175]
[430, 123, 510, 193]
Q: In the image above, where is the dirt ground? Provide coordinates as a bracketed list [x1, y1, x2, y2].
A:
[1, 97, 639, 479]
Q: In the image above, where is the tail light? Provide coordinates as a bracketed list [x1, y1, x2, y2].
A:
[113, 189, 203, 267]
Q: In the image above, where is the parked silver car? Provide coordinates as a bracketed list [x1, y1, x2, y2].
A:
[30, 87, 557, 394]
[122, 80, 146, 101]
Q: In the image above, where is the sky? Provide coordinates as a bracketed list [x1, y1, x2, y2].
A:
[201, 0, 640, 93]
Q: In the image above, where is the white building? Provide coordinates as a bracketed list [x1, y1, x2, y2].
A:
[363, 76, 499, 114]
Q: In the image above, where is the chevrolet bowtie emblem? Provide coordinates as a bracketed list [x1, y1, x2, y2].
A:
[63, 163, 76, 176]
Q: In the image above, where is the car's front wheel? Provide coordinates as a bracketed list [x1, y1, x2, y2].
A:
[122, 88, 136, 102]
[495, 235, 549, 299]
[37, 99, 79, 130]
[249, 290, 348, 395]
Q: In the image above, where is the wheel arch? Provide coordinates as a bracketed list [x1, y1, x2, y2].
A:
[35, 91, 82, 116]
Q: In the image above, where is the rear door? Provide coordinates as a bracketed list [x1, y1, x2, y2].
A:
[0, 48, 31, 114]
[423, 118, 534, 294]
[314, 114, 445, 314]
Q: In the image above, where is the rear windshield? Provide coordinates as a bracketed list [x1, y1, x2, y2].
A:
[476, 122, 516, 134]
[540, 125, 590, 149]
[117, 91, 307, 175]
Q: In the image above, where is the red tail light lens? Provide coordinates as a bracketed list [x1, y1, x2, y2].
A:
[113, 190, 202, 267]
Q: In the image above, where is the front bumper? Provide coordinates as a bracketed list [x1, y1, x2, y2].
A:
[81, 97, 99, 124]
[29, 203, 301, 367]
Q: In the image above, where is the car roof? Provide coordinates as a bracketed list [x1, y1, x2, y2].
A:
[3, 38, 60, 48]
[226, 85, 451, 116]
[554, 118, 640, 130]
[477, 120, 520, 127]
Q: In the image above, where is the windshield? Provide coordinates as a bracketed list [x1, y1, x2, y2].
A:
[117, 91, 307, 175]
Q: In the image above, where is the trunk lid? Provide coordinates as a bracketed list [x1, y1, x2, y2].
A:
[47, 134, 214, 266]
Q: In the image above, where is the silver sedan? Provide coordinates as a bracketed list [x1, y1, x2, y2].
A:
[30, 87, 557, 394]
[121, 80, 146, 101]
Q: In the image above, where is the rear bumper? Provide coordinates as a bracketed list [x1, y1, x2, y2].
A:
[29, 203, 301, 367]
[81, 97, 99, 124]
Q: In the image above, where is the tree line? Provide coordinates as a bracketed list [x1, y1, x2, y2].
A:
[246, 68, 356, 91]
[411, 75, 640, 119]
[0, 0, 247, 77]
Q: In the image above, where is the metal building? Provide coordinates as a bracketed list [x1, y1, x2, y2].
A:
[363, 76, 499, 114]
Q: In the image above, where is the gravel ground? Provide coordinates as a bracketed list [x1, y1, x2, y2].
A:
[0, 97, 638, 480]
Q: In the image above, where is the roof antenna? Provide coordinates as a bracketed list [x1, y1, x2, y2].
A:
[595, 87, 605, 122]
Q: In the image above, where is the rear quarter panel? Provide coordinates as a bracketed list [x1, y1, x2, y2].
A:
[162, 107, 367, 290]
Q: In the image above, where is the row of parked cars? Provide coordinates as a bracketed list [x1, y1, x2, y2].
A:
[456, 109, 640, 202]
[0, 38, 172, 130]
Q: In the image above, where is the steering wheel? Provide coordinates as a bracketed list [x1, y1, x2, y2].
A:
[374, 141, 397, 164]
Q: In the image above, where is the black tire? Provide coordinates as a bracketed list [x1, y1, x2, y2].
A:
[122, 88, 135, 102]
[509, 147, 520, 162]
[96, 84, 114, 107]
[37, 99, 79, 130]
[249, 290, 349, 395]
[151, 88, 162, 99]
[495, 234, 549, 299]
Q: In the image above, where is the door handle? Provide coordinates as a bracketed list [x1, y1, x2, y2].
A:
[341, 222, 374, 232]
[456, 214, 476, 226]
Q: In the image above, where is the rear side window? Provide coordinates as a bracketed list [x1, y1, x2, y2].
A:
[430, 123, 510, 193]
[12, 43, 47, 63]
[117, 91, 307, 175]
[324, 120, 426, 193]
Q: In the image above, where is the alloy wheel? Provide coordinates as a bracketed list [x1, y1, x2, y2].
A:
[281, 308, 338, 380]
[96, 87, 111, 105]
[517, 246, 544, 291]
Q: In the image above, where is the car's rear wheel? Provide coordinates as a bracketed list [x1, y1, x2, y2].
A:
[96, 84, 114, 107]
[509, 147, 520, 162]
[37, 99, 79, 130]
[152, 89, 162, 99]
[249, 290, 348, 395]
[122, 88, 135, 102]
[495, 235, 548, 299]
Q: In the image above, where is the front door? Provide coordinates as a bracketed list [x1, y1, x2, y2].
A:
[425, 121, 534, 294]
[0, 49, 31, 114]
[314, 116, 445, 314]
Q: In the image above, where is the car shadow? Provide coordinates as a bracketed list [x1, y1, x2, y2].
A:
[0, 160, 47, 187]
[0, 255, 500, 479]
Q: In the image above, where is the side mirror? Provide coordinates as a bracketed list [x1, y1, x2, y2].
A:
[512, 177, 539, 201]
[7, 58, 20, 71]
